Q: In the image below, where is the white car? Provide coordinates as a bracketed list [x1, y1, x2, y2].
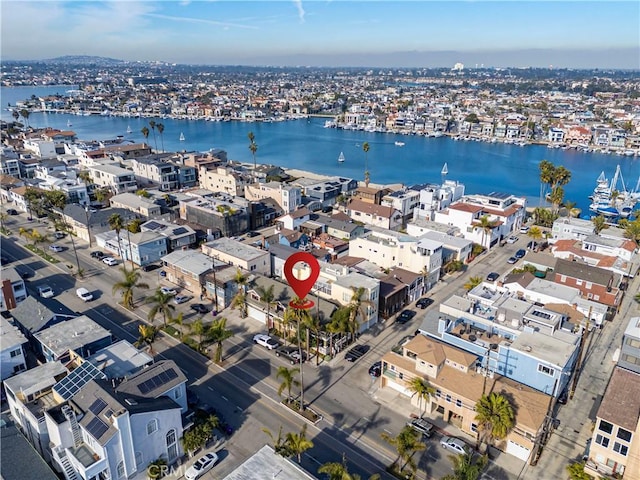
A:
[38, 285, 54, 298]
[506, 235, 518, 244]
[520, 225, 530, 234]
[102, 257, 118, 266]
[440, 436, 469, 455]
[253, 333, 279, 350]
[174, 294, 190, 304]
[49, 244, 63, 252]
[185, 452, 219, 480]
[76, 287, 93, 302]
[161, 286, 177, 296]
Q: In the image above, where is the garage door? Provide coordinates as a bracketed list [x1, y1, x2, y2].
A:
[506, 439, 531, 462]
[248, 305, 266, 324]
[386, 379, 410, 396]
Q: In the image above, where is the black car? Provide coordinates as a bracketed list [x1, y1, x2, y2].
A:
[142, 263, 160, 272]
[246, 231, 260, 238]
[515, 249, 526, 259]
[276, 346, 306, 364]
[396, 309, 417, 324]
[416, 297, 434, 309]
[6, 209, 18, 215]
[190, 304, 210, 314]
[90, 251, 105, 259]
[187, 388, 200, 407]
[527, 241, 539, 251]
[345, 344, 369, 362]
[557, 389, 569, 405]
[0, 256, 9, 266]
[486, 272, 500, 282]
[368, 361, 382, 377]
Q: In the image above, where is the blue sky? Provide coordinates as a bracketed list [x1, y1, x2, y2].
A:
[2, 1, 639, 68]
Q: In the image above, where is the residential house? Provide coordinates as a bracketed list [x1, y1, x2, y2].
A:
[245, 181, 302, 213]
[553, 258, 621, 308]
[87, 340, 153, 380]
[354, 186, 387, 205]
[10, 296, 70, 346]
[141, 218, 197, 251]
[378, 268, 422, 318]
[180, 190, 250, 237]
[96, 230, 168, 266]
[160, 250, 213, 296]
[551, 217, 595, 242]
[88, 164, 138, 194]
[0, 317, 28, 380]
[619, 317, 640, 374]
[32, 166, 89, 205]
[34, 315, 112, 363]
[109, 192, 162, 218]
[346, 199, 402, 230]
[198, 164, 250, 196]
[314, 214, 365, 240]
[412, 181, 466, 221]
[1, 149, 22, 178]
[61, 205, 139, 246]
[1, 266, 28, 311]
[548, 127, 565, 143]
[131, 155, 197, 191]
[23, 138, 56, 158]
[381, 187, 421, 222]
[293, 176, 358, 207]
[551, 237, 636, 280]
[202, 262, 239, 311]
[202, 237, 270, 275]
[584, 366, 640, 479]
[276, 207, 312, 231]
[0, 174, 25, 204]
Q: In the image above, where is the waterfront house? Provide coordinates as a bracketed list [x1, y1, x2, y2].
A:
[0, 317, 28, 381]
[1, 266, 28, 311]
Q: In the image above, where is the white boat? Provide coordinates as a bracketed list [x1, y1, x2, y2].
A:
[588, 165, 638, 218]
[395, 141, 405, 147]
[179, 132, 185, 142]
[338, 151, 345, 163]
[441, 163, 448, 176]
[67, 120, 72, 127]
[126, 125, 132, 135]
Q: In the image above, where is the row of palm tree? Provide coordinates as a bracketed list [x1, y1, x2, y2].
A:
[141, 120, 166, 152]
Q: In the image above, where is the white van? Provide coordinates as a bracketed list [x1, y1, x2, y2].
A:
[76, 287, 93, 302]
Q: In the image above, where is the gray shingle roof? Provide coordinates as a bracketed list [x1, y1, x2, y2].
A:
[554, 258, 612, 285]
[10, 296, 56, 333]
[115, 360, 186, 398]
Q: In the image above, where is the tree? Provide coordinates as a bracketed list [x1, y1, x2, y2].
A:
[156, 122, 165, 152]
[474, 392, 515, 448]
[566, 462, 594, 480]
[441, 451, 488, 480]
[190, 318, 207, 352]
[563, 200, 579, 218]
[169, 312, 186, 341]
[11, 110, 19, 123]
[19, 109, 30, 127]
[256, 284, 276, 330]
[135, 324, 158, 354]
[206, 317, 234, 364]
[262, 426, 292, 458]
[527, 226, 544, 247]
[346, 286, 372, 338]
[146, 288, 176, 327]
[303, 313, 323, 366]
[622, 216, 640, 245]
[127, 218, 143, 233]
[538, 160, 571, 211]
[148, 119, 158, 151]
[230, 269, 248, 318]
[283, 305, 311, 411]
[319, 454, 370, 480]
[77, 170, 93, 185]
[381, 426, 426, 476]
[464, 276, 483, 291]
[248, 131, 258, 177]
[112, 267, 149, 309]
[141, 126, 149, 145]
[477, 215, 498, 250]
[591, 215, 608, 235]
[407, 376, 435, 417]
[276, 366, 300, 400]
[108, 213, 126, 270]
[362, 142, 370, 187]
[285, 424, 314, 463]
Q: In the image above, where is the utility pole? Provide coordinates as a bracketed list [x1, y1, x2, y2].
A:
[211, 258, 219, 315]
[530, 377, 558, 466]
[570, 306, 591, 400]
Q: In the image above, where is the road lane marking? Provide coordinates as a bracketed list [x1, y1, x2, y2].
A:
[221, 395, 228, 401]
[207, 386, 214, 391]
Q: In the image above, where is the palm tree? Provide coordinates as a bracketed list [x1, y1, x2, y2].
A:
[156, 122, 165, 152]
[19, 109, 30, 127]
[189, 318, 207, 352]
[112, 267, 149, 309]
[230, 269, 248, 318]
[563, 200, 578, 218]
[262, 426, 291, 458]
[346, 286, 373, 338]
[108, 213, 126, 270]
[149, 120, 158, 151]
[319, 455, 368, 480]
[474, 392, 515, 449]
[169, 312, 186, 341]
[206, 317, 234, 363]
[362, 142, 370, 187]
[538, 160, 572, 211]
[441, 451, 488, 480]
[141, 126, 150, 145]
[283, 305, 311, 411]
[11, 110, 19, 123]
[381, 425, 426, 475]
[276, 366, 300, 401]
[591, 215, 608, 235]
[463, 276, 483, 291]
[527, 226, 544, 248]
[256, 284, 276, 331]
[477, 215, 498, 250]
[135, 324, 158, 354]
[248, 131, 258, 177]
[285, 424, 314, 463]
[407, 376, 435, 417]
[146, 288, 176, 327]
[303, 313, 323, 366]
[77, 170, 93, 185]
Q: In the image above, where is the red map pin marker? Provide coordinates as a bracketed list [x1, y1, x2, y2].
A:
[284, 252, 320, 309]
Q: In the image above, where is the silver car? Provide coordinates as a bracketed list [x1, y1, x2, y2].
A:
[440, 436, 469, 455]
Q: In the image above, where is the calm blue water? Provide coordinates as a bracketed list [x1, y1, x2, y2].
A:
[3, 86, 639, 216]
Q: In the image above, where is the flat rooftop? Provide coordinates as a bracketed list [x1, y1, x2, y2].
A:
[33, 315, 110, 357]
[223, 445, 315, 480]
[0, 316, 27, 351]
[88, 340, 153, 379]
[205, 237, 267, 261]
[509, 331, 578, 367]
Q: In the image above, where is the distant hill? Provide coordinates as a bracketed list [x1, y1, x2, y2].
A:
[44, 55, 126, 65]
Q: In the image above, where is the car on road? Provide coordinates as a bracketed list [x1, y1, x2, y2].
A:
[345, 344, 369, 362]
[506, 235, 518, 244]
[38, 285, 54, 298]
[90, 251, 105, 259]
[190, 304, 210, 314]
[174, 295, 191, 304]
[515, 249, 527, 259]
[54, 231, 66, 239]
[368, 361, 382, 377]
[416, 297, 434, 309]
[247, 231, 260, 238]
[76, 287, 93, 302]
[407, 417, 434, 438]
[276, 346, 305, 364]
[557, 388, 569, 405]
[186, 388, 200, 407]
[49, 244, 64, 252]
[142, 263, 160, 272]
[17, 269, 33, 279]
[102, 257, 118, 266]
[6, 209, 18, 215]
[507, 256, 518, 264]
[159, 270, 167, 277]
[486, 272, 500, 282]
[0, 256, 9, 265]
[527, 241, 538, 251]
[160, 286, 177, 296]
[520, 225, 530, 234]
[440, 436, 469, 455]
[396, 309, 417, 324]
[185, 452, 219, 480]
[253, 333, 279, 350]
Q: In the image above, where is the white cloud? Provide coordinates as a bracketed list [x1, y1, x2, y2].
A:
[145, 13, 258, 30]
[293, 0, 305, 23]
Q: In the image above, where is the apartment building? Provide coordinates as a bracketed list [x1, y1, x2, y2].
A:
[412, 180, 465, 221]
[198, 164, 250, 196]
[89, 164, 138, 194]
[180, 190, 250, 237]
[553, 258, 621, 308]
[381, 187, 421, 222]
[293, 176, 358, 207]
[0, 317, 27, 381]
[1, 266, 27, 311]
[160, 250, 214, 296]
[245, 181, 302, 213]
[551, 217, 595, 242]
[619, 317, 640, 374]
[346, 199, 403, 230]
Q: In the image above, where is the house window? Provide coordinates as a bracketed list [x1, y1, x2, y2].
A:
[166, 429, 178, 460]
[117, 461, 125, 478]
[585, 282, 592, 289]
[576, 279, 583, 286]
[9, 349, 21, 358]
[560, 275, 566, 282]
[626, 338, 640, 348]
[135, 452, 143, 468]
[613, 442, 628, 456]
[471, 423, 478, 433]
[456, 399, 462, 407]
[598, 420, 613, 434]
[617, 428, 632, 442]
[537, 364, 555, 376]
[435, 389, 441, 398]
[445, 394, 451, 403]
[595, 434, 609, 448]
[147, 419, 158, 435]
[174, 388, 182, 399]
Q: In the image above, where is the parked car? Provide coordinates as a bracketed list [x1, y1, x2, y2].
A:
[407, 417, 434, 438]
[507, 256, 518, 264]
[520, 225, 530, 234]
[0, 256, 9, 265]
[557, 388, 569, 405]
[515, 249, 526, 259]
[527, 241, 539, 250]
[142, 263, 159, 272]
[38, 285, 54, 298]
[49, 244, 63, 252]
[368, 361, 382, 377]
[416, 297, 434, 309]
[102, 257, 118, 266]
[345, 344, 369, 362]
[186, 388, 200, 407]
[190, 304, 210, 314]
[486, 272, 500, 282]
[159, 270, 167, 277]
[440, 436, 469, 455]
[506, 235, 518, 244]
[253, 333, 279, 350]
[54, 231, 66, 239]
[90, 251, 105, 259]
[276, 346, 305, 364]
[174, 295, 191, 304]
[6, 209, 18, 215]
[160, 286, 177, 296]
[76, 287, 93, 302]
[185, 452, 219, 480]
[396, 309, 417, 324]
[246, 231, 260, 238]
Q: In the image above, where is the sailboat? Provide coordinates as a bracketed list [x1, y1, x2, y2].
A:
[126, 125, 132, 135]
[67, 119, 72, 127]
[179, 132, 185, 142]
[338, 151, 345, 163]
[441, 163, 448, 176]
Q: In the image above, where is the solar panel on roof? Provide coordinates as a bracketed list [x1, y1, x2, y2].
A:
[145, 221, 163, 231]
[86, 417, 109, 439]
[137, 368, 179, 395]
[173, 227, 188, 235]
[53, 361, 105, 400]
[89, 398, 107, 415]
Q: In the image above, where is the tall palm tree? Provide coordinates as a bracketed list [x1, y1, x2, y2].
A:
[11, 110, 19, 123]
[407, 376, 435, 417]
[156, 122, 165, 152]
[189, 318, 207, 352]
[145, 288, 176, 327]
[285, 424, 314, 463]
[381, 425, 426, 475]
[276, 366, 300, 401]
[108, 213, 126, 271]
[257, 284, 276, 330]
[248, 131, 258, 177]
[135, 324, 158, 354]
[319, 454, 370, 480]
[141, 126, 150, 146]
[563, 200, 578, 218]
[464, 276, 483, 291]
[112, 267, 149, 309]
[230, 269, 248, 317]
[262, 426, 291, 458]
[477, 215, 498, 250]
[19, 109, 30, 127]
[362, 142, 370, 187]
[149, 120, 158, 151]
[591, 215, 608, 235]
[441, 451, 488, 480]
[283, 304, 311, 411]
[346, 286, 372, 338]
[303, 313, 323, 366]
[474, 392, 515, 449]
[169, 312, 186, 341]
[527, 226, 544, 249]
[206, 317, 234, 364]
